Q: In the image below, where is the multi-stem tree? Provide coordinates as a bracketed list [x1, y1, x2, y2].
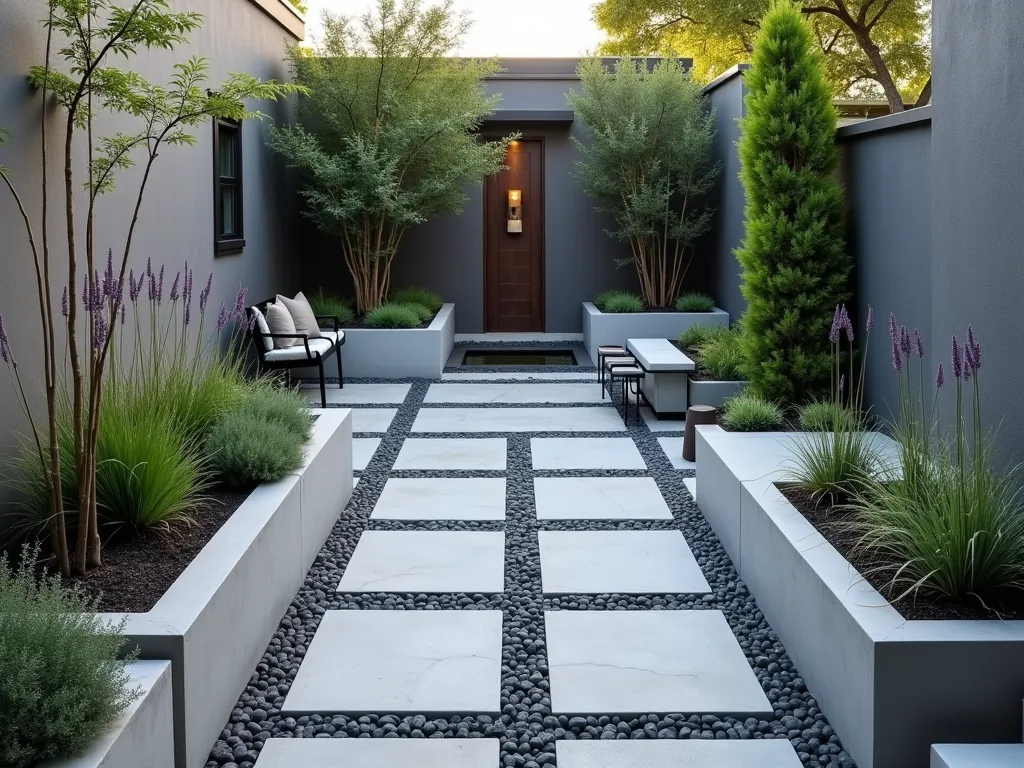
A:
[735, 0, 851, 403]
[569, 57, 718, 308]
[0, 0, 299, 575]
[268, 0, 511, 315]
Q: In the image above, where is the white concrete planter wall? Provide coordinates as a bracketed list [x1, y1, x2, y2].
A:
[687, 378, 746, 408]
[340, 303, 455, 378]
[695, 427, 1024, 768]
[99, 410, 353, 768]
[582, 302, 728, 367]
[43, 661, 174, 768]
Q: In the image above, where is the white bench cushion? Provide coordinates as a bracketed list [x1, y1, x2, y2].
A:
[264, 336, 334, 362]
[319, 329, 344, 345]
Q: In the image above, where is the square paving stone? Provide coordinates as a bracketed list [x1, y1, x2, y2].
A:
[538, 531, 710, 594]
[337, 531, 505, 593]
[371, 478, 506, 521]
[424, 382, 606, 404]
[353, 438, 381, 471]
[281, 610, 503, 714]
[641, 407, 687, 433]
[393, 438, 507, 470]
[412, 407, 625, 433]
[349, 408, 397, 433]
[545, 610, 772, 715]
[531, 437, 646, 470]
[657, 436, 696, 470]
[302, 383, 411, 405]
[255, 738, 500, 768]
[683, 477, 696, 498]
[555, 740, 802, 768]
[534, 477, 672, 520]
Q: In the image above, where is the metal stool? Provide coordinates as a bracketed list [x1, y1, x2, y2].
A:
[609, 364, 645, 425]
[597, 345, 626, 393]
[601, 355, 635, 399]
[683, 405, 718, 462]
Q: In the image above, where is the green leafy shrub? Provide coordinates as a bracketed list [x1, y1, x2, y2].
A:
[399, 302, 434, 324]
[798, 399, 857, 432]
[364, 304, 423, 329]
[0, 545, 140, 768]
[307, 290, 355, 326]
[736, 2, 851, 402]
[699, 333, 745, 381]
[675, 292, 715, 312]
[723, 392, 783, 432]
[600, 291, 645, 313]
[238, 381, 313, 441]
[390, 286, 443, 313]
[678, 323, 731, 351]
[206, 410, 306, 488]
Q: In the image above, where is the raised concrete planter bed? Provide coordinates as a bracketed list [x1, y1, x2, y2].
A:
[99, 410, 353, 768]
[694, 427, 1024, 768]
[339, 303, 454, 379]
[931, 744, 1024, 768]
[687, 378, 746, 408]
[582, 302, 728, 369]
[44, 661, 174, 768]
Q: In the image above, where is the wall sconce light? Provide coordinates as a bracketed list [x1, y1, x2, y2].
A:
[507, 189, 522, 234]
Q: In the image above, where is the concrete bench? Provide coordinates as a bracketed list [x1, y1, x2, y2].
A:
[626, 338, 695, 419]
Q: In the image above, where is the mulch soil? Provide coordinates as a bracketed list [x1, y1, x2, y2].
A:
[779, 484, 1024, 621]
[346, 307, 438, 329]
[70, 487, 253, 613]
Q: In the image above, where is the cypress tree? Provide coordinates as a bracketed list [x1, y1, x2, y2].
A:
[736, 0, 850, 403]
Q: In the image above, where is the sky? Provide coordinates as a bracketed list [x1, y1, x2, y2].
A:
[302, 0, 605, 57]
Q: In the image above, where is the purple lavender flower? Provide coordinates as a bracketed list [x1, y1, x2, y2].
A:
[184, 263, 193, 304]
[892, 339, 903, 374]
[0, 316, 13, 365]
[120, 303, 126, 326]
[866, 306, 874, 333]
[232, 283, 247, 321]
[184, 298, 192, 328]
[913, 329, 924, 358]
[128, 270, 139, 303]
[103, 249, 114, 299]
[935, 363, 944, 388]
[148, 272, 156, 302]
[889, 312, 898, 341]
[92, 314, 108, 351]
[967, 326, 981, 371]
[247, 310, 258, 332]
[963, 343, 974, 380]
[199, 273, 213, 313]
[169, 271, 181, 302]
[146, 257, 152, 280]
[899, 326, 911, 358]
[92, 270, 104, 313]
[842, 305, 854, 342]
[829, 305, 842, 343]
[61, 287, 69, 318]
[82, 274, 91, 311]
[156, 265, 165, 305]
[216, 301, 229, 332]
[951, 335, 962, 378]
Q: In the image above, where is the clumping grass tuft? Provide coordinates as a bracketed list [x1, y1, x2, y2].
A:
[600, 291, 645, 313]
[238, 380, 313, 441]
[675, 292, 715, 312]
[678, 323, 731, 351]
[0, 544, 140, 768]
[390, 286, 443, 313]
[364, 304, 423, 329]
[399, 302, 435, 324]
[722, 392, 783, 431]
[699, 332, 744, 380]
[798, 399, 857, 432]
[784, 424, 883, 501]
[307, 290, 355, 326]
[206, 410, 306, 488]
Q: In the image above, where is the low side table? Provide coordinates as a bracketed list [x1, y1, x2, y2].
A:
[682, 405, 717, 462]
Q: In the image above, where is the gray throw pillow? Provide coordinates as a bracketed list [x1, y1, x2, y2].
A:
[265, 301, 299, 348]
[277, 292, 322, 339]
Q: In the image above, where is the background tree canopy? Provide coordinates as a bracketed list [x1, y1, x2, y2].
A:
[594, 0, 931, 112]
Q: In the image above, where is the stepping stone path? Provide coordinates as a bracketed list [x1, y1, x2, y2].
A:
[213, 372, 853, 768]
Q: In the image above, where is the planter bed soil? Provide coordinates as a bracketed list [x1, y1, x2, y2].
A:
[72, 487, 253, 613]
[779, 484, 1024, 621]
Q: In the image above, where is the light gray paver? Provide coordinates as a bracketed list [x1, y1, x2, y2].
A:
[337, 531, 505, 593]
[683, 477, 696, 497]
[413, 407, 626, 433]
[281, 610, 503, 714]
[424, 382, 607, 404]
[371, 478, 506, 521]
[302, 383, 411, 404]
[352, 438, 381, 471]
[545, 610, 772, 714]
[531, 437, 646, 470]
[656, 436, 696, 469]
[393, 437, 507, 470]
[349, 408, 397, 433]
[538, 531, 710, 594]
[641, 407, 686, 433]
[556, 740, 803, 768]
[534, 477, 672, 520]
[254, 738, 500, 768]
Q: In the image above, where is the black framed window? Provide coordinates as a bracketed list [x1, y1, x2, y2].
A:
[213, 118, 244, 255]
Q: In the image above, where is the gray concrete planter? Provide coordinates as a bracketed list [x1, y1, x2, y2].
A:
[43, 661, 174, 768]
[582, 302, 728, 367]
[695, 426, 1024, 768]
[687, 378, 746, 408]
[341, 303, 455, 378]
[99, 410, 353, 768]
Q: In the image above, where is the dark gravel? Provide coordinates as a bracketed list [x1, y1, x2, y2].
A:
[205, 376, 856, 768]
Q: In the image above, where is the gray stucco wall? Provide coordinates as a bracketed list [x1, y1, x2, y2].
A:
[0, 0, 299, 516]
[837, 109, 932, 423]
[931, 0, 1024, 464]
[300, 61, 719, 333]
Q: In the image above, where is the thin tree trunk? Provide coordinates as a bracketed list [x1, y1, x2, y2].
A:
[850, 23, 904, 113]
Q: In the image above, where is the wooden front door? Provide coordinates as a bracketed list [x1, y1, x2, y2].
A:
[485, 139, 544, 332]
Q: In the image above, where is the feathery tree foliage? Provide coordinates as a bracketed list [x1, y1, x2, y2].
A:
[595, 0, 930, 112]
[269, 0, 511, 314]
[736, 0, 850, 403]
[569, 58, 717, 308]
